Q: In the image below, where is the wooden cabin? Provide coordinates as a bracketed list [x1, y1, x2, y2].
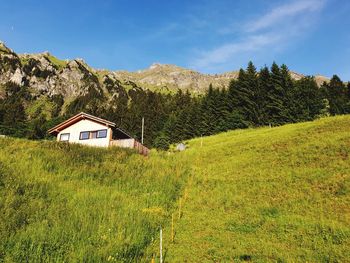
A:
[48, 112, 149, 155]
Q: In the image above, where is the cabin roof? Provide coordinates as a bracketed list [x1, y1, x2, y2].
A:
[48, 112, 116, 135]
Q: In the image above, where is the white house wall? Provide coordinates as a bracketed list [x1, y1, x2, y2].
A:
[57, 119, 112, 147]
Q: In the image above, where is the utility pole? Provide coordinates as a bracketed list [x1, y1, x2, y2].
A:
[160, 226, 163, 263]
[141, 117, 144, 144]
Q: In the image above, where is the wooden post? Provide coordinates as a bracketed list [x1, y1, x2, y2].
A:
[160, 227, 163, 263]
[151, 255, 155, 263]
[141, 117, 144, 145]
[171, 213, 174, 243]
[200, 134, 203, 147]
[178, 198, 182, 219]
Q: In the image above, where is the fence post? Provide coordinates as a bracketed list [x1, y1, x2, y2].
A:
[160, 227, 163, 263]
[178, 198, 182, 219]
[171, 213, 174, 243]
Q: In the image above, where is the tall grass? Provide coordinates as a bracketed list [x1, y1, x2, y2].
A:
[1, 115, 350, 262]
[0, 139, 189, 262]
[164, 116, 350, 262]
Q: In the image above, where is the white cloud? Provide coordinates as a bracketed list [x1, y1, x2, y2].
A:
[190, 0, 327, 72]
[192, 34, 281, 68]
[245, 0, 325, 32]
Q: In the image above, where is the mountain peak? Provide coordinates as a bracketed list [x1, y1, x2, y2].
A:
[148, 63, 187, 71]
[149, 62, 163, 70]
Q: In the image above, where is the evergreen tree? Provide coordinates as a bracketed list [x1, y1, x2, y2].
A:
[293, 77, 324, 121]
[153, 131, 170, 150]
[215, 88, 231, 132]
[321, 75, 348, 115]
[345, 82, 350, 113]
[1, 82, 28, 131]
[27, 115, 47, 139]
[257, 66, 272, 125]
[265, 62, 288, 125]
[0, 82, 29, 137]
[199, 84, 216, 136]
[162, 113, 179, 144]
[280, 64, 296, 122]
[228, 62, 259, 126]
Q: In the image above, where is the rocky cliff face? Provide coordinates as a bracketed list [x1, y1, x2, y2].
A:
[0, 41, 329, 100]
[0, 42, 104, 99]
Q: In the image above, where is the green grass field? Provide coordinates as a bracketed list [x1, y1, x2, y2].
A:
[0, 140, 189, 262]
[1, 115, 350, 262]
[164, 115, 350, 262]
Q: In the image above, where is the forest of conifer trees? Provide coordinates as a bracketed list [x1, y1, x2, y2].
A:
[0, 62, 349, 149]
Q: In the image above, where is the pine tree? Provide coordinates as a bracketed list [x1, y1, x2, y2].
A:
[28, 115, 47, 139]
[0, 82, 29, 137]
[293, 77, 324, 121]
[244, 62, 261, 124]
[228, 62, 259, 126]
[2, 82, 27, 126]
[200, 84, 217, 136]
[321, 75, 348, 115]
[216, 88, 231, 132]
[265, 62, 288, 125]
[345, 82, 350, 113]
[162, 113, 180, 144]
[257, 66, 272, 125]
[280, 64, 296, 122]
[153, 131, 170, 150]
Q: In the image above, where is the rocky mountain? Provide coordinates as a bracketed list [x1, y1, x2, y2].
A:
[114, 63, 239, 93]
[289, 71, 330, 87]
[0, 42, 124, 100]
[0, 41, 330, 100]
[116, 63, 330, 93]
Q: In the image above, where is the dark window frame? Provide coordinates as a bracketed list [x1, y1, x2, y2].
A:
[79, 131, 90, 140]
[79, 129, 108, 140]
[97, 129, 108, 138]
[60, 133, 70, 141]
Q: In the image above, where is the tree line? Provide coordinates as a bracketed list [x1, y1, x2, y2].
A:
[153, 62, 350, 149]
[0, 62, 349, 149]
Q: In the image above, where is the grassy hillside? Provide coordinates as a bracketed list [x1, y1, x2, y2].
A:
[0, 140, 189, 262]
[1, 115, 350, 262]
[164, 115, 350, 262]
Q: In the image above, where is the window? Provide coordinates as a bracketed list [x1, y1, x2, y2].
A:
[97, 129, 107, 138]
[79, 129, 108, 140]
[60, 133, 70, 141]
[80, 131, 89, 140]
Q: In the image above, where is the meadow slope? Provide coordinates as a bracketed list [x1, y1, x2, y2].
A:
[0, 140, 189, 262]
[164, 115, 350, 262]
[0, 116, 350, 262]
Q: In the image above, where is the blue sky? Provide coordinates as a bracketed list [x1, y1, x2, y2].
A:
[0, 0, 349, 80]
